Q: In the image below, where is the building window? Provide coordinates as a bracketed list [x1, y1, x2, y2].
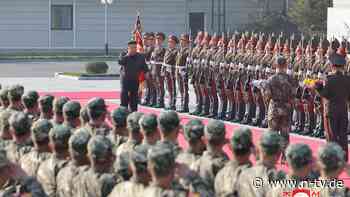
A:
[51, 5, 73, 30]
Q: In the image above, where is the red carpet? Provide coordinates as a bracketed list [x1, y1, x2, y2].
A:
[43, 91, 350, 186]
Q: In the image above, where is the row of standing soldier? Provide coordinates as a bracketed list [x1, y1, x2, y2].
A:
[140, 31, 350, 139]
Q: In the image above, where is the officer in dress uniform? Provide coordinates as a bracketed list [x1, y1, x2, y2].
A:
[150, 32, 166, 108]
[216, 33, 228, 120]
[198, 33, 211, 117]
[163, 35, 179, 110]
[141, 32, 155, 106]
[176, 34, 191, 113]
[315, 53, 350, 161]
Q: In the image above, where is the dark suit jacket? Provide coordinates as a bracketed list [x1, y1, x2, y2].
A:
[316, 71, 350, 117]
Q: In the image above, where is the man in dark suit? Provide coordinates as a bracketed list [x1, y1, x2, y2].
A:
[118, 40, 149, 112]
[315, 53, 350, 161]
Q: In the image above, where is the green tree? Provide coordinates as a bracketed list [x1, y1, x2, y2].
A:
[288, 0, 329, 36]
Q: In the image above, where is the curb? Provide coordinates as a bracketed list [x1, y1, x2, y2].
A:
[54, 72, 119, 80]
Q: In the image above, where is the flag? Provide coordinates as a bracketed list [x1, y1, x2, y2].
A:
[133, 11, 145, 99]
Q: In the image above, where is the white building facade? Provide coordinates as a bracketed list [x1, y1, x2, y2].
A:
[0, 0, 284, 49]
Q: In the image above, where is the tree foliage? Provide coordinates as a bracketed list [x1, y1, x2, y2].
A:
[288, 0, 329, 36]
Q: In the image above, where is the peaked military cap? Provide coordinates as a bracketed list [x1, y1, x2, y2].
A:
[168, 35, 179, 44]
[155, 32, 166, 40]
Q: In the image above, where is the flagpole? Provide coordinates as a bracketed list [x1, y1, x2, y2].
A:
[105, 3, 108, 55]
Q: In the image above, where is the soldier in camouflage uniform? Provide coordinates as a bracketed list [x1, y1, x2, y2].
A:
[157, 110, 182, 157]
[150, 32, 166, 108]
[198, 33, 211, 116]
[137, 113, 160, 153]
[0, 148, 47, 197]
[6, 112, 33, 164]
[143, 144, 187, 197]
[37, 125, 71, 197]
[6, 85, 24, 114]
[20, 119, 52, 177]
[85, 97, 111, 136]
[57, 130, 91, 197]
[38, 95, 54, 120]
[176, 34, 191, 113]
[0, 111, 12, 148]
[267, 144, 314, 197]
[0, 88, 9, 113]
[191, 119, 229, 191]
[62, 100, 81, 130]
[141, 32, 156, 106]
[315, 143, 350, 196]
[238, 132, 286, 197]
[116, 112, 143, 158]
[163, 35, 179, 110]
[189, 31, 204, 115]
[76, 135, 121, 197]
[51, 97, 70, 127]
[108, 148, 149, 197]
[263, 56, 296, 161]
[215, 127, 253, 197]
[176, 119, 205, 167]
[21, 90, 40, 121]
[108, 106, 129, 150]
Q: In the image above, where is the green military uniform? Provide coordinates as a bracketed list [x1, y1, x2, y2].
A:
[20, 119, 53, 177]
[108, 149, 148, 197]
[238, 132, 285, 197]
[57, 130, 91, 197]
[176, 119, 204, 167]
[267, 144, 314, 197]
[143, 144, 187, 197]
[6, 112, 32, 164]
[215, 127, 254, 197]
[85, 97, 111, 136]
[108, 107, 129, 151]
[76, 136, 122, 197]
[37, 125, 71, 197]
[116, 112, 143, 158]
[191, 120, 229, 191]
[62, 100, 81, 129]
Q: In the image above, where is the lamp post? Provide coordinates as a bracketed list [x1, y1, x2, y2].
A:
[101, 0, 114, 56]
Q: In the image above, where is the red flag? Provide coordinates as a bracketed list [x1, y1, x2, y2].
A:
[133, 11, 145, 94]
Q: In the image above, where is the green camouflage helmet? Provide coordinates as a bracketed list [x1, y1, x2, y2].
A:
[0, 148, 9, 168]
[0, 111, 12, 134]
[49, 125, 72, 148]
[205, 119, 226, 141]
[231, 127, 253, 152]
[318, 142, 345, 173]
[111, 106, 130, 127]
[69, 130, 91, 156]
[8, 85, 24, 101]
[22, 91, 40, 109]
[53, 97, 70, 114]
[184, 119, 204, 141]
[259, 131, 282, 156]
[158, 110, 180, 134]
[31, 119, 53, 142]
[63, 101, 81, 119]
[286, 143, 313, 170]
[127, 112, 144, 133]
[39, 95, 55, 113]
[88, 135, 113, 161]
[147, 144, 176, 176]
[139, 113, 158, 135]
[9, 112, 32, 135]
